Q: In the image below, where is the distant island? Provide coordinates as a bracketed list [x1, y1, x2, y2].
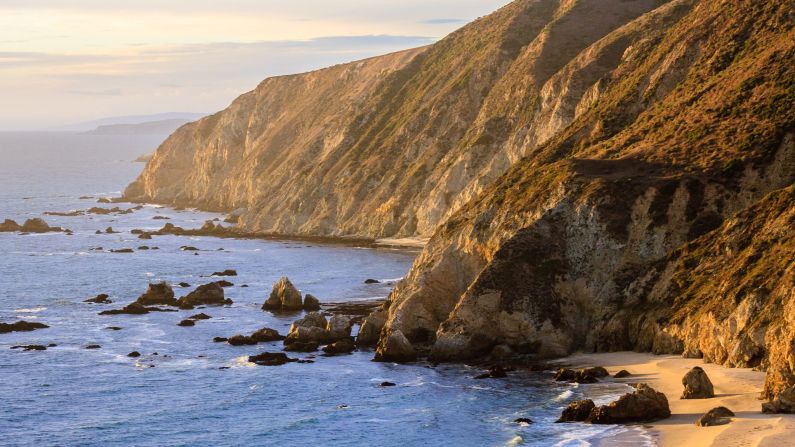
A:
[86, 118, 192, 136]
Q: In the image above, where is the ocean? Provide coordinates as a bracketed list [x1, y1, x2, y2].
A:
[0, 132, 650, 446]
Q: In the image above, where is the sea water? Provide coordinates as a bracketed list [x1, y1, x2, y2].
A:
[0, 132, 651, 446]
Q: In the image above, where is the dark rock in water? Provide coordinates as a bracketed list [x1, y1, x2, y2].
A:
[138, 233, 152, 240]
[364, 279, 380, 284]
[136, 282, 178, 307]
[262, 277, 303, 311]
[212, 269, 237, 277]
[213, 337, 228, 343]
[248, 352, 297, 366]
[99, 302, 176, 315]
[85, 345, 101, 349]
[105, 227, 118, 234]
[554, 368, 578, 382]
[379, 381, 396, 387]
[127, 351, 141, 358]
[152, 216, 170, 220]
[138, 246, 150, 250]
[682, 366, 715, 399]
[303, 294, 321, 311]
[214, 280, 234, 288]
[284, 312, 333, 345]
[554, 367, 604, 384]
[84, 294, 111, 304]
[180, 246, 199, 251]
[583, 367, 609, 378]
[21, 218, 62, 233]
[106, 326, 122, 331]
[189, 313, 211, 320]
[240, 284, 249, 288]
[514, 418, 533, 425]
[323, 339, 355, 355]
[588, 384, 671, 424]
[614, 370, 631, 378]
[110, 248, 134, 253]
[251, 327, 284, 342]
[0, 321, 49, 333]
[177, 282, 231, 309]
[0, 219, 21, 232]
[177, 319, 195, 327]
[95, 230, 102, 235]
[696, 406, 735, 426]
[557, 399, 596, 423]
[284, 341, 320, 352]
[475, 365, 508, 379]
[178, 282, 191, 288]
[228, 334, 257, 346]
[11, 345, 47, 351]
[97, 197, 111, 203]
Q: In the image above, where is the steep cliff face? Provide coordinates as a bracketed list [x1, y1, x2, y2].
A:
[376, 0, 795, 403]
[126, 0, 669, 238]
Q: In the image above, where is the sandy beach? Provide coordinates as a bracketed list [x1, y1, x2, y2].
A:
[556, 352, 795, 447]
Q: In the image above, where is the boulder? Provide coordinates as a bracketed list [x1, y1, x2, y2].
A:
[11, 345, 47, 351]
[251, 327, 284, 342]
[135, 282, 177, 307]
[213, 337, 229, 343]
[211, 269, 237, 277]
[357, 309, 387, 346]
[84, 294, 111, 304]
[262, 277, 303, 311]
[21, 218, 58, 233]
[614, 370, 631, 378]
[374, 330, 416, 362]
[554, 367, 603, 384]
[177, 282, 231, 309]
[127, 351, 141, 357]
[557, 399, 596, 423]
[587, 384, 671, 424]
[762, 386, 795, 414]
[285, 312, 329, 344]
[178, 282, 191, 288]
[0, 219, 21, 232]
[681, 366, 715, 399]
[189, 313, 211, 320]
[696, 407, 735, 426]
[248, 352, 297, 366]
[228, 334, 258, 346]
[0, 321, 49, 333]
[284, 341, 320, 352]
[214, 280, 234, 288]
[323, 339, 355, 355]
[364, 279, 380, 284]
[303, 294, 321, 311]
[326, 315, 353, 340]
[85, 345, 101, 349]
[380, 381, 397, 387]
[514, 418, 533, 425]
[177, 319, 195, 327]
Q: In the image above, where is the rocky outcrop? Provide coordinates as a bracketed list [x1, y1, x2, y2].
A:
[303, 294, 321, 311]
[262, 277, 303, 311]
[588, 384, 671, 424]
[248, 352, 296, 366]
[228, 328, 285, 346]
[135, 282, 177, 307]
[177, 282, 231, 309]
[374, 330, 416, 362]
[555, 367, 609, 384]
[0, 321, 49, 333]
[84, 294, 111, 304]
[696, 407, 734, 427]
[323, 339, 356, 355]
[1, 218, 64, 233]
[0, 219, 21, 232]
[762, 386, 795, 414]
[357, 308, 387, 346]
[557, 399, 596, 423]
[681, 367, 715, 399]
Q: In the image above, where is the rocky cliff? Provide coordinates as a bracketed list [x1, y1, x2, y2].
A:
[374, 0, 795, 407]
[128, 0, 795, 408]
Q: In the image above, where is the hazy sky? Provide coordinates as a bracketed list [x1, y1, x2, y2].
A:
[0, 1, 509, 130]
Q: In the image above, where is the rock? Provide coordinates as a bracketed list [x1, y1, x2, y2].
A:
[138, 233, 152, 240]
[323, 339, 355, 355]
[105, 227, 117, 234]
[21, 218, 59, 233]
[212, 269, 237, 276]
[284, 341, 320, 352]
[285, 312, 329, 344]
[177, 282, 231, 309]
[681, 366, 715, 399]
[213, 337, 228, 343]
[85, 345, 101, 349]
[489, 344, 515, 360]
[0, 219, 21, 232]
[696, 407, 735, 426]
[138, 246, 150, 250]
[95, 230, 102, 234]
[136, 282, 178, 307]
[303, 294, 321, 311]
[614, 370, 631, 378]
[11, 345, 48, 351]
[262, 277, 303, 311]
[178, 282, 191, 288]
[374, 330, 416, 362]
[380, 382, 396, 387]
[128, 351, 141, 357]
[554, 368, 578, 382]
[177, 319, 195, 327]
[475, 365, 508, 379]
[251, 327, 284, 342]
[326, 314, 353, 340]
[189, 313, 211, 320]
[228, 334, 257, 346]
[762, 386, 795, 414]
[98, 303, 177, 315]
[248, 352, 297, 366]
[0, 321, 49, 333]
[364, 279, 380, 284]
[557, 399, 596, 423]
[357, 309, 387, 346]
[84, 294, 111, 304]
[110, 248, 134, 253]
[180, 246, 199, 251]
[514, 418, 533, 425]
[106, 326, 122, 331]
[214, 280, 234, 288]
[583, 367, 609, 378]
[588, 384, 671, 424]
[554, 367, 602, 383]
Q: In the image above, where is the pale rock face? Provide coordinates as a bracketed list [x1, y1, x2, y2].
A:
[681, 367, 715, 399]
[263, 277, 303, 311]
[374, 330, 416, 362]
[326, 315, 353, 340]
[356, 309, 387, 346]
[286, 312, 329, 344]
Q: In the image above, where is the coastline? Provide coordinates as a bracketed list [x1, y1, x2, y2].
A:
[555, 352, 795, 447]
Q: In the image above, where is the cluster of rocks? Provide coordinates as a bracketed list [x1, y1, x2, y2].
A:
[44, 206, 141, 217]
[0, 218, 65, 233]
[226, 328, 285, 346]
[554, 367, 610, 384]
[132, 221, 238, 240]
[99, 282, 232, 315]
[558, 384, 671, 424]
[262, 277, 320, 312]
[178, 313, 212, 327]
[282, 312, 355, 354]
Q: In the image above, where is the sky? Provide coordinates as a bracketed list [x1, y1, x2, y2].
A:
[0, 0, 510, 130]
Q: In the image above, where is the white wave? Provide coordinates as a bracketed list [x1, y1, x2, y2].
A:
[554, 389, 574, 401]
[15, 307, 46, 313]
[505, 435, 524, 446]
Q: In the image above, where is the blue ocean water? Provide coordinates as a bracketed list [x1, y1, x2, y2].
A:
[0, 132, 650, 446]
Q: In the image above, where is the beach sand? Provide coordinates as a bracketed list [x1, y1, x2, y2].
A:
[556, 352, 795, 446]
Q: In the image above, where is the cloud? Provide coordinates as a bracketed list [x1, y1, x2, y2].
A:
[67, 88, 122, 96]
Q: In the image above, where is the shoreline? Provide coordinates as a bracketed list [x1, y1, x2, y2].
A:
[555, 352, 795, 447]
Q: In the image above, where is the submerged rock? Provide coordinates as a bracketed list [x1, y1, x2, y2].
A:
[98, 303, 177, 315]
[696, 407, 735, 426]
[0, 321, 49, 333]
[189, 313, 211, 320]
[380, 382, 396, 387]
[262, 277, 303, 311]
[588, 384, 671, 424]
[557, 399, 596, 423]
[681, 366, 715, 399]
[228, 327, 285, 346]
[85, 345, 101, 349]
[374, 330, 416, 362]
[364, 279, 380, 284]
